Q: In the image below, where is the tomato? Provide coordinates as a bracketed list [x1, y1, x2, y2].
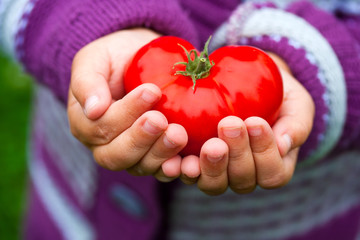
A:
[124, 36, 283, 156]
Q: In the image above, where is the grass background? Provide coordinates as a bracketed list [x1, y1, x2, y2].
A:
[0, 51, 33, 239]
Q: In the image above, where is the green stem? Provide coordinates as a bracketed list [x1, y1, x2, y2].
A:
[174, 36, 214, 90]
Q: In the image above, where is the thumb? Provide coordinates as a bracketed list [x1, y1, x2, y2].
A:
[69, 46, 113, 120]
[272, 73, 314, 157]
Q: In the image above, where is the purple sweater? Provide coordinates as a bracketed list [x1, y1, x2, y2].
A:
[1, 0, 360, 239]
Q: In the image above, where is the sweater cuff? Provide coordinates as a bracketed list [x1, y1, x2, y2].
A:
[211, 2, 350, 164]
[287, 1, 360, 154]
[16, 0, 198, 103]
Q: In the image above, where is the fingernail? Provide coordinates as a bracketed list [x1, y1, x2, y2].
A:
[282, 134, 292, 153]
[207, 154, 224, 163]
[142, 120, 162, 135]
[84, 95, 99, 116]
[223, 127, 241, 138]
[248, 126, 262, 137]
[163, 134, 177, 148]
[141, 88, 159, 104]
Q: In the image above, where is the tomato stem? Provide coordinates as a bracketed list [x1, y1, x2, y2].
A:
[174, 36, 214, 90]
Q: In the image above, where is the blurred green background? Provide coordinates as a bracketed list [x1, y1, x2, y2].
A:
[0, 51, 33, 239]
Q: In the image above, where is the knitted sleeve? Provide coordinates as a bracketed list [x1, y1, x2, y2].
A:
[211, 1, 360, 164]
[0, 0, 198, 103]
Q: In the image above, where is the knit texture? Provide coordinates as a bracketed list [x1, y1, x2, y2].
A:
[14, 1, 200, 239]
[15, 0, 199, 103]
[287, 1, 360, 152]
[167, 2, 360, 238]
[167, 151, 360, 240]
[211, 1, 360, 163]
[2, 0, 360, 239]
[0, 0, 30, 56]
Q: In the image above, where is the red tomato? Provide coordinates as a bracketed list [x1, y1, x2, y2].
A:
[124, 36, 283, 156]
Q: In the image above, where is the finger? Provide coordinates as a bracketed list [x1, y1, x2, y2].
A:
[154, 155, 182, 182]
[70, 45, 113, 119]
[127, 124, 187, 175]
[180, 155, 200, 185]
[197, 138, 229, 195]
[218, 116, 256, 194]
[245, 117, 291, 189]
[92, 110, 167, 171]
[68, 83, 162, 146]
[272, 74, 315, 157]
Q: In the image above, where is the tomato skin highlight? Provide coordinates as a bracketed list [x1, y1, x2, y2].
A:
[124, 36, 283, 156]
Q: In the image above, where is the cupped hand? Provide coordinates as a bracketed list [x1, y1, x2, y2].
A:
[68, 28, 188, 181]
[176, 53, 315, 195]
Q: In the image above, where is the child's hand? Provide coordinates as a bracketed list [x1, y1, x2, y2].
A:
[178, 53, 315, 195]
[67, 29, 188, 181]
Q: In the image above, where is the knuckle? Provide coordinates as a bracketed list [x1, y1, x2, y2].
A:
[125, 103, 143, 119]
[250, 137, 274, 155]
[118, 98, 148, 124]
[254, 147, 278, 161]
[230, 182, 256, 194]
[145, 149, 174, 168]
[259, 172, 288, 189]
[69, 121, 113, 146]
[201, 186, 228, 196]
[146, 149, 164, 162]
[127, 132, 148, 152]
[198, 176, 228, 196]
[90, 124, 113, 144]
[206, 171, 224, 179]
[93, 147, 116, 171]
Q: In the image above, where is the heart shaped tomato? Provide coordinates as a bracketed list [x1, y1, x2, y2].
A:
[124, 36, 283, 156]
